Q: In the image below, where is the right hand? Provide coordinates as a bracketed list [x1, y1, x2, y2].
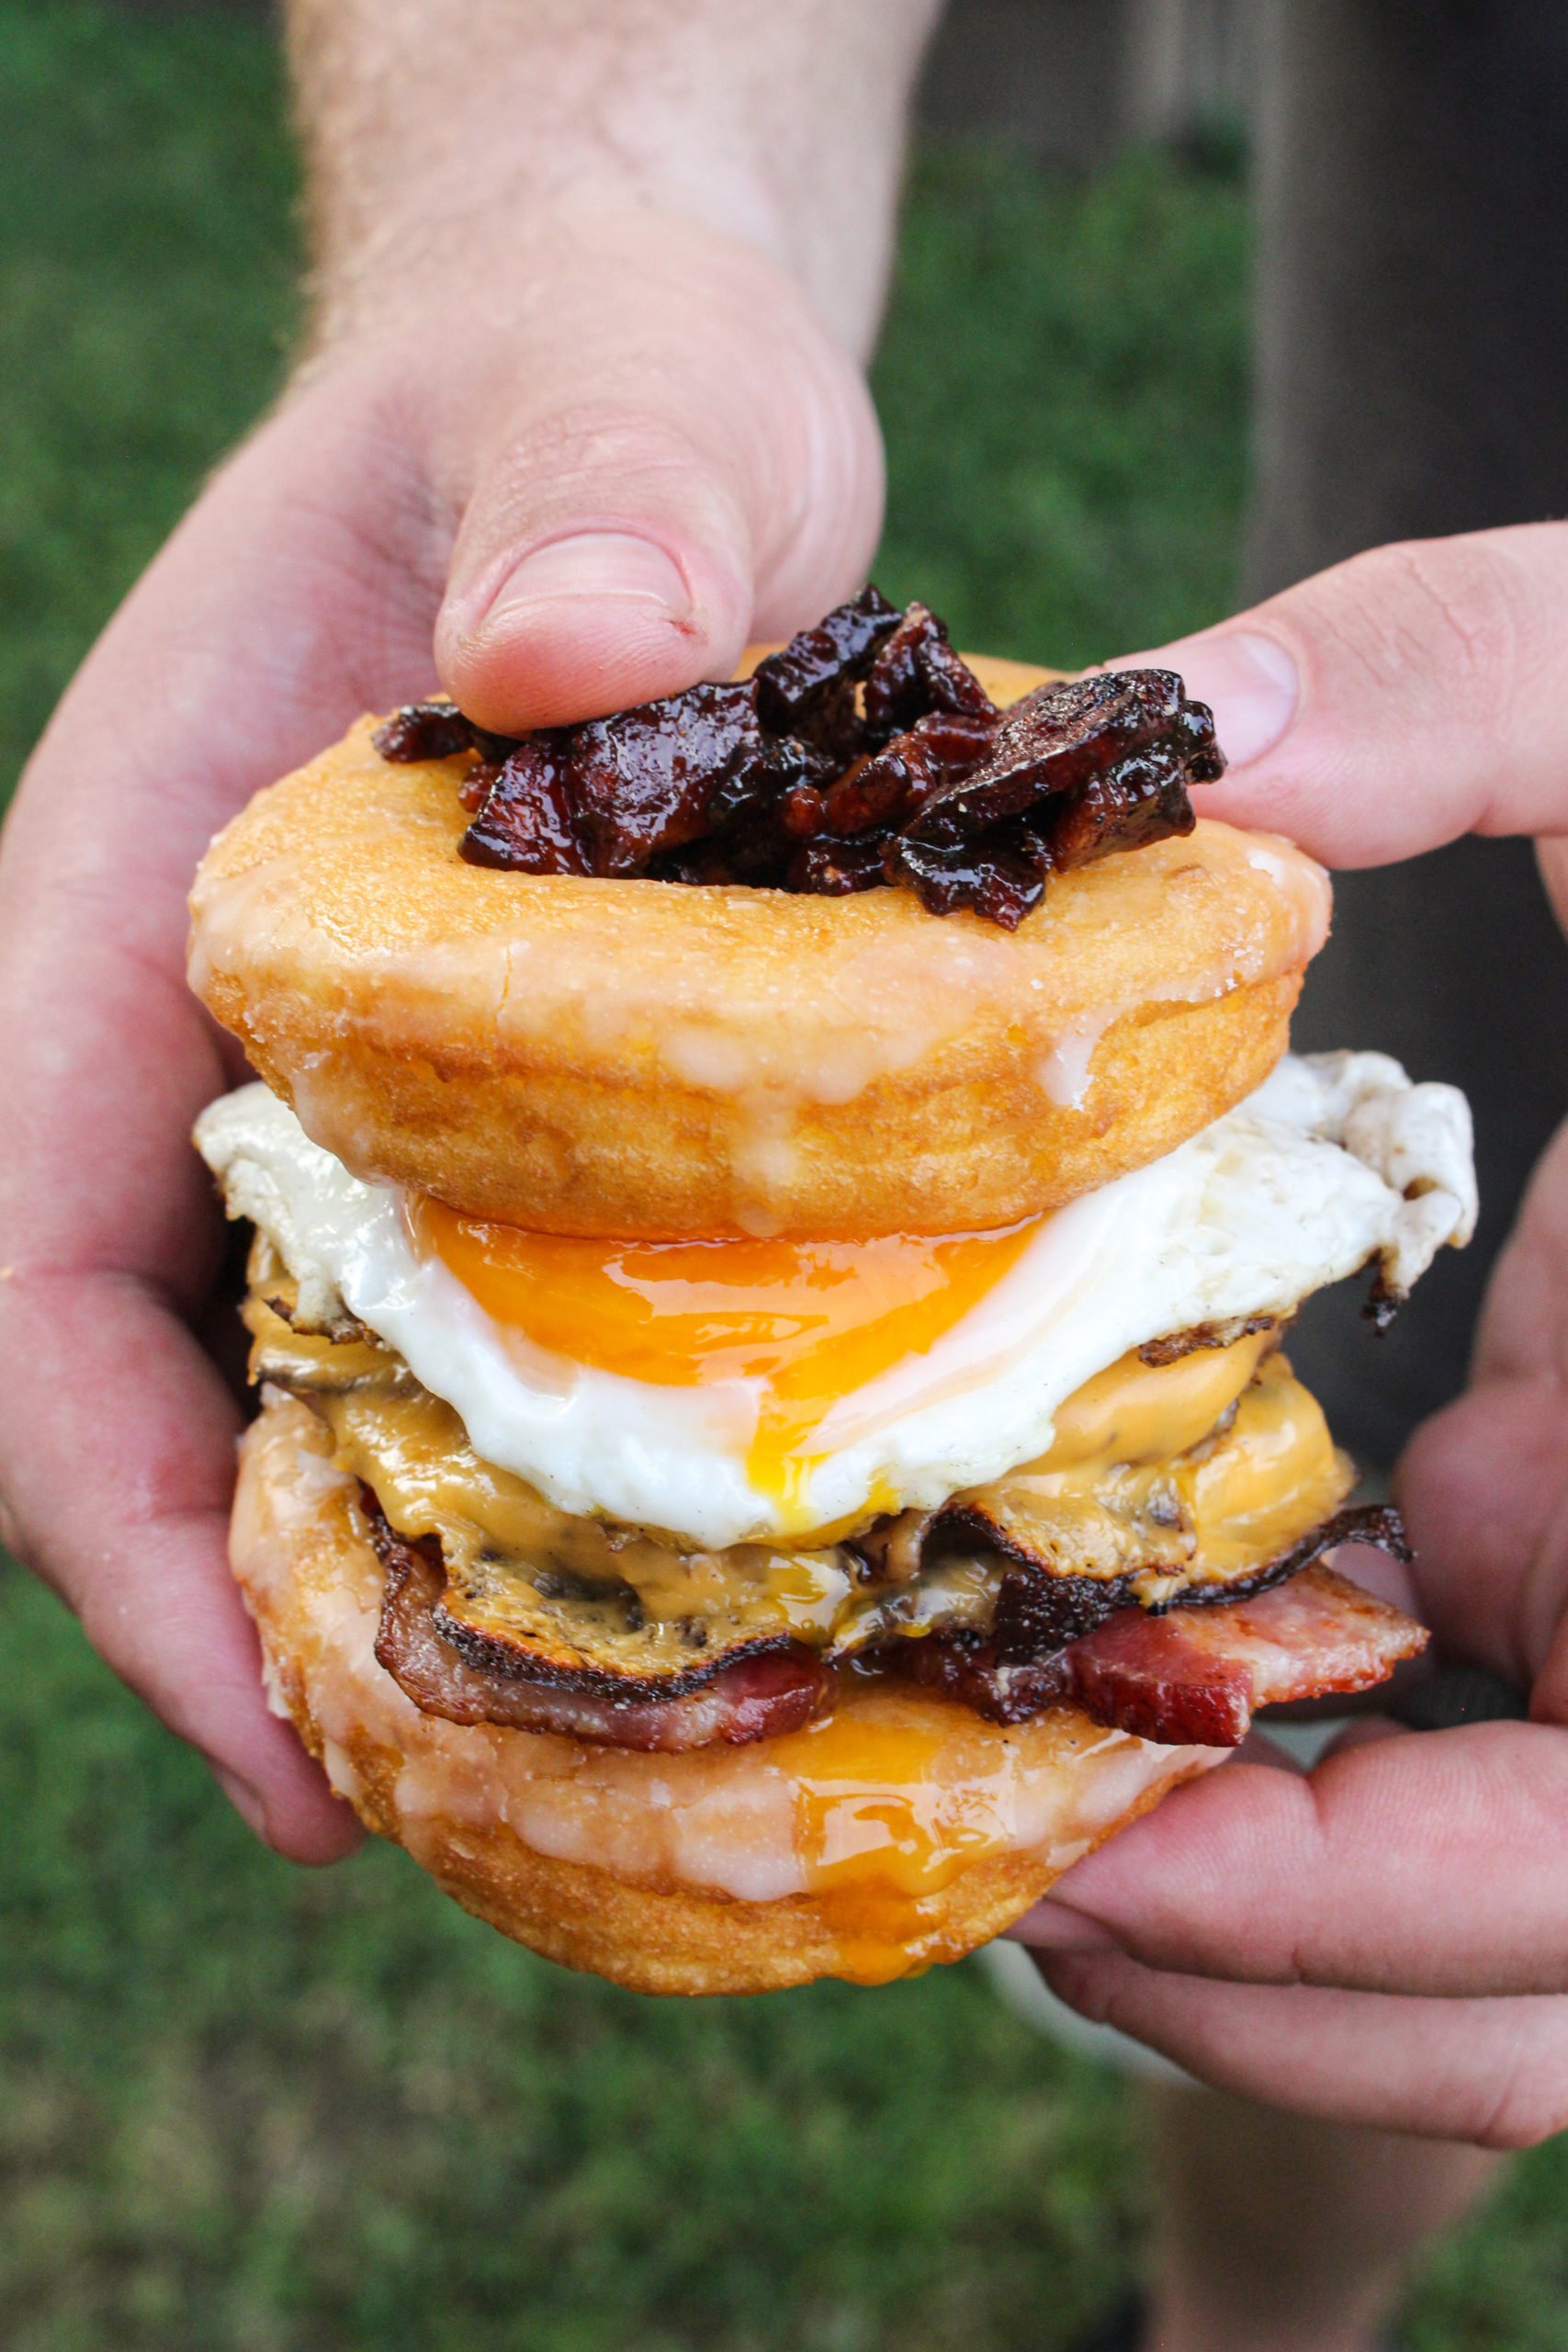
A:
[0, 198, 883, 1860]
[1012, 522, 1568, 2143]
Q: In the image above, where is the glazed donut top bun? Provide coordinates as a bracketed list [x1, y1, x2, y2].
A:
[188, 594, 1330, 1238]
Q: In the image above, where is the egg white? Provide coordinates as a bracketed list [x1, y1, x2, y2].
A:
[196, 1054, 1474, 1551]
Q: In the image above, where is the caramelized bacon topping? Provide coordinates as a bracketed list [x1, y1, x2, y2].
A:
[371, 697, 473, 763]
[885, 668, 1219, 927]
[373, 591, 1222, 927]
[752, 581, 900, 750]
[862, 600, 998, 740]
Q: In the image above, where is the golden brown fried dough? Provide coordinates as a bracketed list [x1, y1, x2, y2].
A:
[188, 656, 1329, 1238]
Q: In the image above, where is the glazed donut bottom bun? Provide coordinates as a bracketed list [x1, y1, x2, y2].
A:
[238, 1392, 1224, 1996]
[188, 656, 1331, 1239]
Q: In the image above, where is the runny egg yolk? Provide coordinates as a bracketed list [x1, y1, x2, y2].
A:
[406, 1195, 1040, 1514]
[771, 1701, 1019, 1983]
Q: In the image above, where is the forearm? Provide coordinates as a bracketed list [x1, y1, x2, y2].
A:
[286, 0, 941, 357]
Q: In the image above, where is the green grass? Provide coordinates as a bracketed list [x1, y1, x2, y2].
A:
[874, 141, 1251, 668]
[0, 0, 297, 800]
[4, 5, 1568, 2346]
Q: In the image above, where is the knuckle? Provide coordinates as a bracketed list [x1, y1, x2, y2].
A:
[1316, 535, 1531, 733]
[492, 399, 721, 510]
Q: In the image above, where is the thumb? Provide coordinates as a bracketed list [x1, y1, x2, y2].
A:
[1113, 523, 1568, 870]
[431, 210, 884, 732]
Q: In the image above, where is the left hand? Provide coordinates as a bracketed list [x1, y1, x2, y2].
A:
[1011, 524, 1568, 2145]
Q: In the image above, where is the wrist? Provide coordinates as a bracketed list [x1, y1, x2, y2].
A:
[290, 193, 869, 478]
[307, 165, 809, 356]
[287, 1, 933, 365]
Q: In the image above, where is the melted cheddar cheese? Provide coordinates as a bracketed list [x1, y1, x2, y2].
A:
[245, 1281, 1350, 1686]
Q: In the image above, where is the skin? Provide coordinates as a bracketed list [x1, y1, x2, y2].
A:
[1013, 530, 1568, 2146]
[1139, 2083, 1499, 2352]
[0, 0, 936, 1856]
[0, 0, 1563, 2171]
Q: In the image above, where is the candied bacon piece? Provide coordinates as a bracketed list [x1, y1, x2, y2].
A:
[1043, 746, 1199, 871]
[745, 709, 998, 900]
[647, 743, 839, 891]
[457, 758, 501, 815]
[458, 680, 767, 876]
[752, 583, 900, 753]
[787, 837, 887, 895]
[372, 698, 477, 763]
[373, 698, 517, 767]
[565, 680, 763, 873]
[884, 668, 1221, 924]
[966, 669, 1220, 813]
[819, 710, 997, 837]
[887, 821, 1052, 930]
[459, 731, 591, 873]
[862, 602, 995, 741]
[702, 730, 838, 881]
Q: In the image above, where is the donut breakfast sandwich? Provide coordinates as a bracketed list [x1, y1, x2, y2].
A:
[186, 588, 1476, 1995]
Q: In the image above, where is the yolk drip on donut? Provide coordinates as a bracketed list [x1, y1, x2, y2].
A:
[407, 1196, 1039, 1514]
[768, 1700, 1019, 1984]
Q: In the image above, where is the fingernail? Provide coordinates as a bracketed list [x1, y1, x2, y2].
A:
[215, 1765, 270, 1844]
[476, 530, 692, 638]
[1167, 629, 1299, 769]
[1003, 1900, 1120, 1954]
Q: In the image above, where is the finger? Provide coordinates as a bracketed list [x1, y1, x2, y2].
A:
[431, 209, 882, 730]
[1397, 1378, 1568, 1694]
[1036, 1950, 1568, 2145]
[1390, 1105, 1568, 1691]
[1109, 522, 1568, 867]
[0, 1261, 359, 1865]
[1010, 1722, 1568, 1997]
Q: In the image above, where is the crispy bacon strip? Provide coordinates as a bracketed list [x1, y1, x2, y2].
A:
[1073, 1564, 1427, 1744]
[859, 1498, 1408, 1661]
[898, 1563, 1427, 1746]
[367, 1499, 830, 1750]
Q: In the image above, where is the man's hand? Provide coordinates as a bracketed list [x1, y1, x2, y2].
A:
[1013, 522, 1568, 2145]
[0, 0, 932, 1858]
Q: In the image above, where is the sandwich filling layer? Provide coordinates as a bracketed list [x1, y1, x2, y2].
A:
[233, 1387, 1426, 1983]
[199, 1052, 1472, 1757]
[197, 1052, 1473, 1551]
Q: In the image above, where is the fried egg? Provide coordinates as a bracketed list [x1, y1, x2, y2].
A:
[196, 1054, 1474, 1551]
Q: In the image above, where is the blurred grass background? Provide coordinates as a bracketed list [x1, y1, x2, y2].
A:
[3, 4, 1568, 2346]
